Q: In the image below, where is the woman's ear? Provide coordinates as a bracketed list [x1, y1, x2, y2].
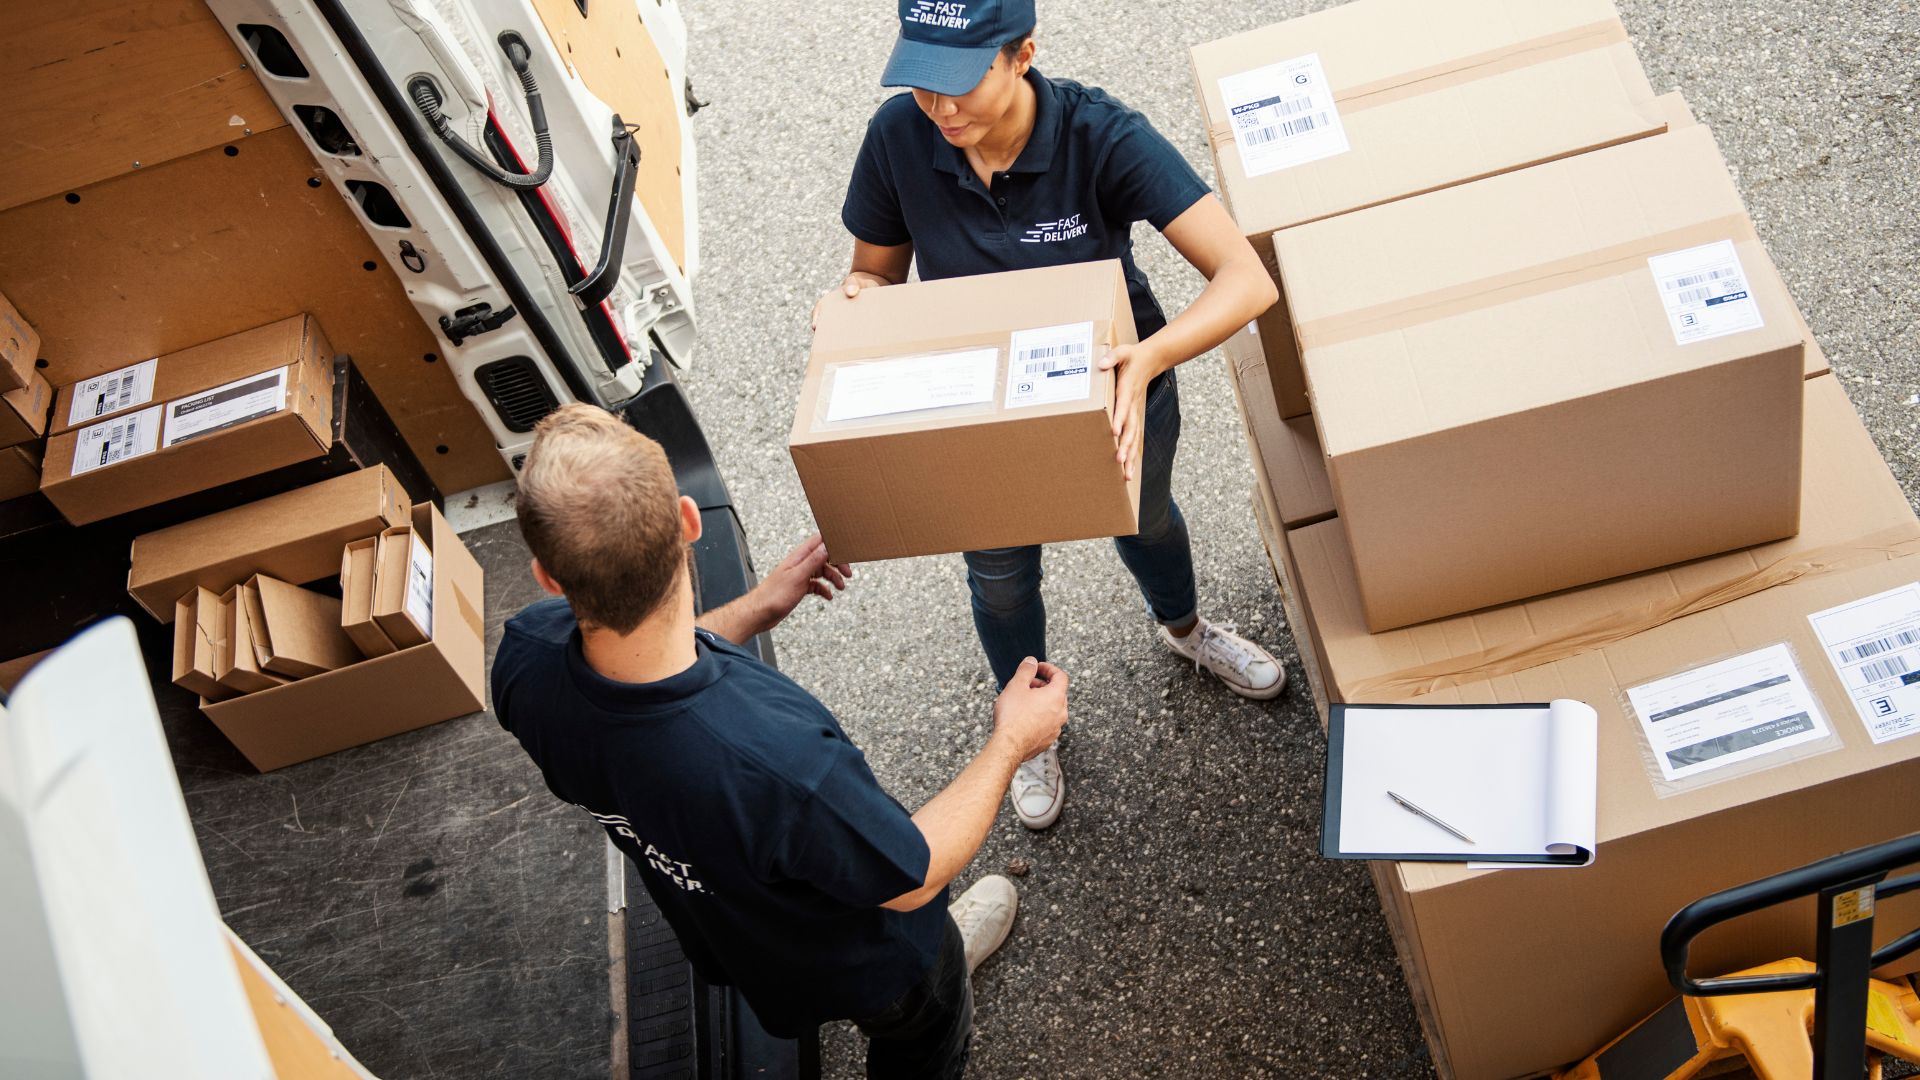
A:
[1016, 37, 1036, 76]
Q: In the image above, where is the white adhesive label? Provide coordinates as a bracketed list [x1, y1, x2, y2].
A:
[1809, 583, 1920, 744]
[66, 358, 158, 427]
[404, 539, 435, 639]
[1005, 322, 1094, 409]
[1648, 240, 1764, 345]
[1218, 53, 1350, 177]
[69, 405, 162, 477]
[1625, 643, 1829, 782]
[162, 367, 289, 447]
[824, 348, 998, 424]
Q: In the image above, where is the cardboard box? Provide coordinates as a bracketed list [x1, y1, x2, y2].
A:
[214, 583, 290, 695]
[0, 443, 40, 503]
[199, 503, 486, 771]
[340, 536, 396, 658]
[1, 370, 53, 447]
[171, 587, 237, 702]
[241, 574, 361, 678]
[0, 287, 38, 395]
[1190, 0, 1666, 418]
[128, 466, 412, 622]
[791, 261, 1141, 562]
[40, 316, 337, 526]
[371, 525, 433, 649]
[1283, 125, 1810, 630]
[1223, 325, 1332, 530]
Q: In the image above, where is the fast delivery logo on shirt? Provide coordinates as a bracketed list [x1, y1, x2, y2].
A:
[906, 0, 971, 29]
[585, 805, 709, 894]
[1020, 212, 1089, 244]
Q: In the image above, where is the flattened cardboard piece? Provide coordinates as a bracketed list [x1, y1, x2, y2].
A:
[128, 466, 412, 622]
[1282, 125, 1807, 629]
[0, 442, 41, 502]
[245, 574, 361, 679]
[1, 369, 54, 447]
[214, 584, 290, 695]
[791, 261, 1141, 562]
[0, 286, 39, 395]
[371, 526, 432, 649]
[340, 537, 396, 658]
[200, 503, 486, 771]
[171, 586, 236, 702]
[40, 316, 337, 526]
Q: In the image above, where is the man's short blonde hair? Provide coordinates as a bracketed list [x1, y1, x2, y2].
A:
[515, 404, 686, 633]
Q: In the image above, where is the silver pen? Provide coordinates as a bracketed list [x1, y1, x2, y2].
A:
[1386, 790, 1476, 845]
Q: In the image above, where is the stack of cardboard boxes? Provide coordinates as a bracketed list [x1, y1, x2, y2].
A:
[1196, 2, 1920, 1077]
[0, 289, 51, 502]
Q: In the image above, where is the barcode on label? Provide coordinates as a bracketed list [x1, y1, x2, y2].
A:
[97, 423, 142, 465]
[1671, 267, 1739, 290]
[1841, 629, 1920, 665]
[1017, 342, 1087, 374]
[1677, 286, 1715, 304]
[1246, 112, 1328, 145]
[1859, 654, 1914, 684]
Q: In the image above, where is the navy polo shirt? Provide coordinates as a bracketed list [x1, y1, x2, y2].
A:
[844, 69, 1213, 339]
[491, 600, 945, 1036]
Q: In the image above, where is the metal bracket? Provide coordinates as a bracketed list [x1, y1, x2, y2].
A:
[438, 301, 518, 345]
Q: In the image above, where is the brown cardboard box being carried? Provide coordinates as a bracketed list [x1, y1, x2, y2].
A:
[1283, 124, 1812, 630]
[197, 502, 485, 772]
[40, 315, 336, 525]
[1189, 0, 1666, 418]
[1286, 376, 1920, 1079]
[0, 286, 40, 396]
[792, 260, 1141, 563]
[129, 465, 412, 622]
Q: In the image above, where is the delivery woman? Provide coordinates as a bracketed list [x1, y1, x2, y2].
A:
[825, 0, 1286, 830]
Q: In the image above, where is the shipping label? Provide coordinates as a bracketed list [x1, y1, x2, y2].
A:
[66, 358, 158, 426]
[1624, 643, 1830, 782]
[1217, 53, 1350, 177]
[162, 366, 289, 448]
[1005, 322, 1094, 409]
[70, 405, 162, 477]
[1648, 239, 1765, 345]
[405, 538, 435, 640]
[823, 348, 999, 424]
[1808, 582, 1920, 745]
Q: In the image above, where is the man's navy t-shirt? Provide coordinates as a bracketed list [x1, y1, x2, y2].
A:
[843, 68, 1213, 339]
[491, 599, 945, 1035]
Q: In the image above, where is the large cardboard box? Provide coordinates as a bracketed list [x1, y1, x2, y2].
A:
[1284, 125, 1810, 630]
[0, 442, 40, 502]
[0, 287, 38, 395]
[199, 503, 486, 771]
[40, 316, 337, 525]
[1223, 325, 1332, 530]
[1, 369, 53, 447]
[792, 261, 1141, 562]
[1190, 0, 1665, 417]
[128, 466, 412, 621]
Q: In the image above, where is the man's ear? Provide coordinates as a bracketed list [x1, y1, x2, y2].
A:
[530, 557, 566, 598]
[679, 495, 704, 545]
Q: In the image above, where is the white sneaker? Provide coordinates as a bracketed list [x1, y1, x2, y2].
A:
[1161, 617, 1287, 700]
[1008, 743, 1065, 830]
[950, 874, 1019, 975]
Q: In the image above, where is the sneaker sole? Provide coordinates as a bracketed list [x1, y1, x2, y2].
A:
[1217, 668, 1288, 702]
[1013, 771, 1066, 831]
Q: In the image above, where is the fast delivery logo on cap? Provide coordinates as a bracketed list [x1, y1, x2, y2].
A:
[906, 0, 973, 30]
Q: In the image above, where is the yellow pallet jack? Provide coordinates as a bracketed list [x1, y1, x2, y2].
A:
[1557, 832, 1920, 1080]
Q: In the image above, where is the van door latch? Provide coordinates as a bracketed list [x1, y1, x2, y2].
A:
[439, 302, 518, 345]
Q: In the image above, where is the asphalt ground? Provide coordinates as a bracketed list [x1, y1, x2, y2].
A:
[672, 1, 1920, 1077]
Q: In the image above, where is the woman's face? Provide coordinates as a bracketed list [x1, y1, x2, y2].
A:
[912, 40, 1034, 148]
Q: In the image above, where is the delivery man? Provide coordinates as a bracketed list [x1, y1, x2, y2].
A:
[493, 405, 1069, 1078]
[824, 0, 1286, 831]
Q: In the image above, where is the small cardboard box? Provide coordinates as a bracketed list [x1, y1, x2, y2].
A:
[371, 525, 434, 649]
[1, 370, 54, 447]
[792, 261, 1141, 562]
[171, 586, 236, 702]
[128, 466, 412, 622]
[40, 316, 337, 526]
[0, 287, 39, 396]
[0, 442, 41, 502]
[199, 503, 486, 772]
[1189, 0, 1666, 417]
[241, 574, 361, 679]
[1222, 325, 1332, 530]
[214, 584, 290, 695]
[340, 536, 396, 658]
[1284, 125, 1809, 630]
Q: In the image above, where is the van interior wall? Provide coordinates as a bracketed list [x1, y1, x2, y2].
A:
[0, 0, 509, 495]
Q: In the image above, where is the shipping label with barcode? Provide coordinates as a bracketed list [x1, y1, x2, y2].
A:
[1217, 53, 1349, 178]
[1809, 582, 1920, 744]
[1648, 240, 1765, 345]
[405, 538, 435, 640]
[162, 366, 290, 448]
[66, 357, 159, 426]
[70, 405, 162, 477]
[1005, 322, 1095, 409]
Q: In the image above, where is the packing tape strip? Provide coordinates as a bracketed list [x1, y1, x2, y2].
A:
[1340, 527, 1920, 701]
[1292, 213, 1759, 351]
[1206, 19, 1633, 150]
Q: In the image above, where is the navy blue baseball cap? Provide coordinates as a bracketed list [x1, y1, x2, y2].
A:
[881, 0, 1036, 96]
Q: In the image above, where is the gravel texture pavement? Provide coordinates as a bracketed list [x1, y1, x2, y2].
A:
[672, 1, 1919, 1077]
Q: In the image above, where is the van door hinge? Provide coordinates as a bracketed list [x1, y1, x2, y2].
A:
[439, 302, 518, 345]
